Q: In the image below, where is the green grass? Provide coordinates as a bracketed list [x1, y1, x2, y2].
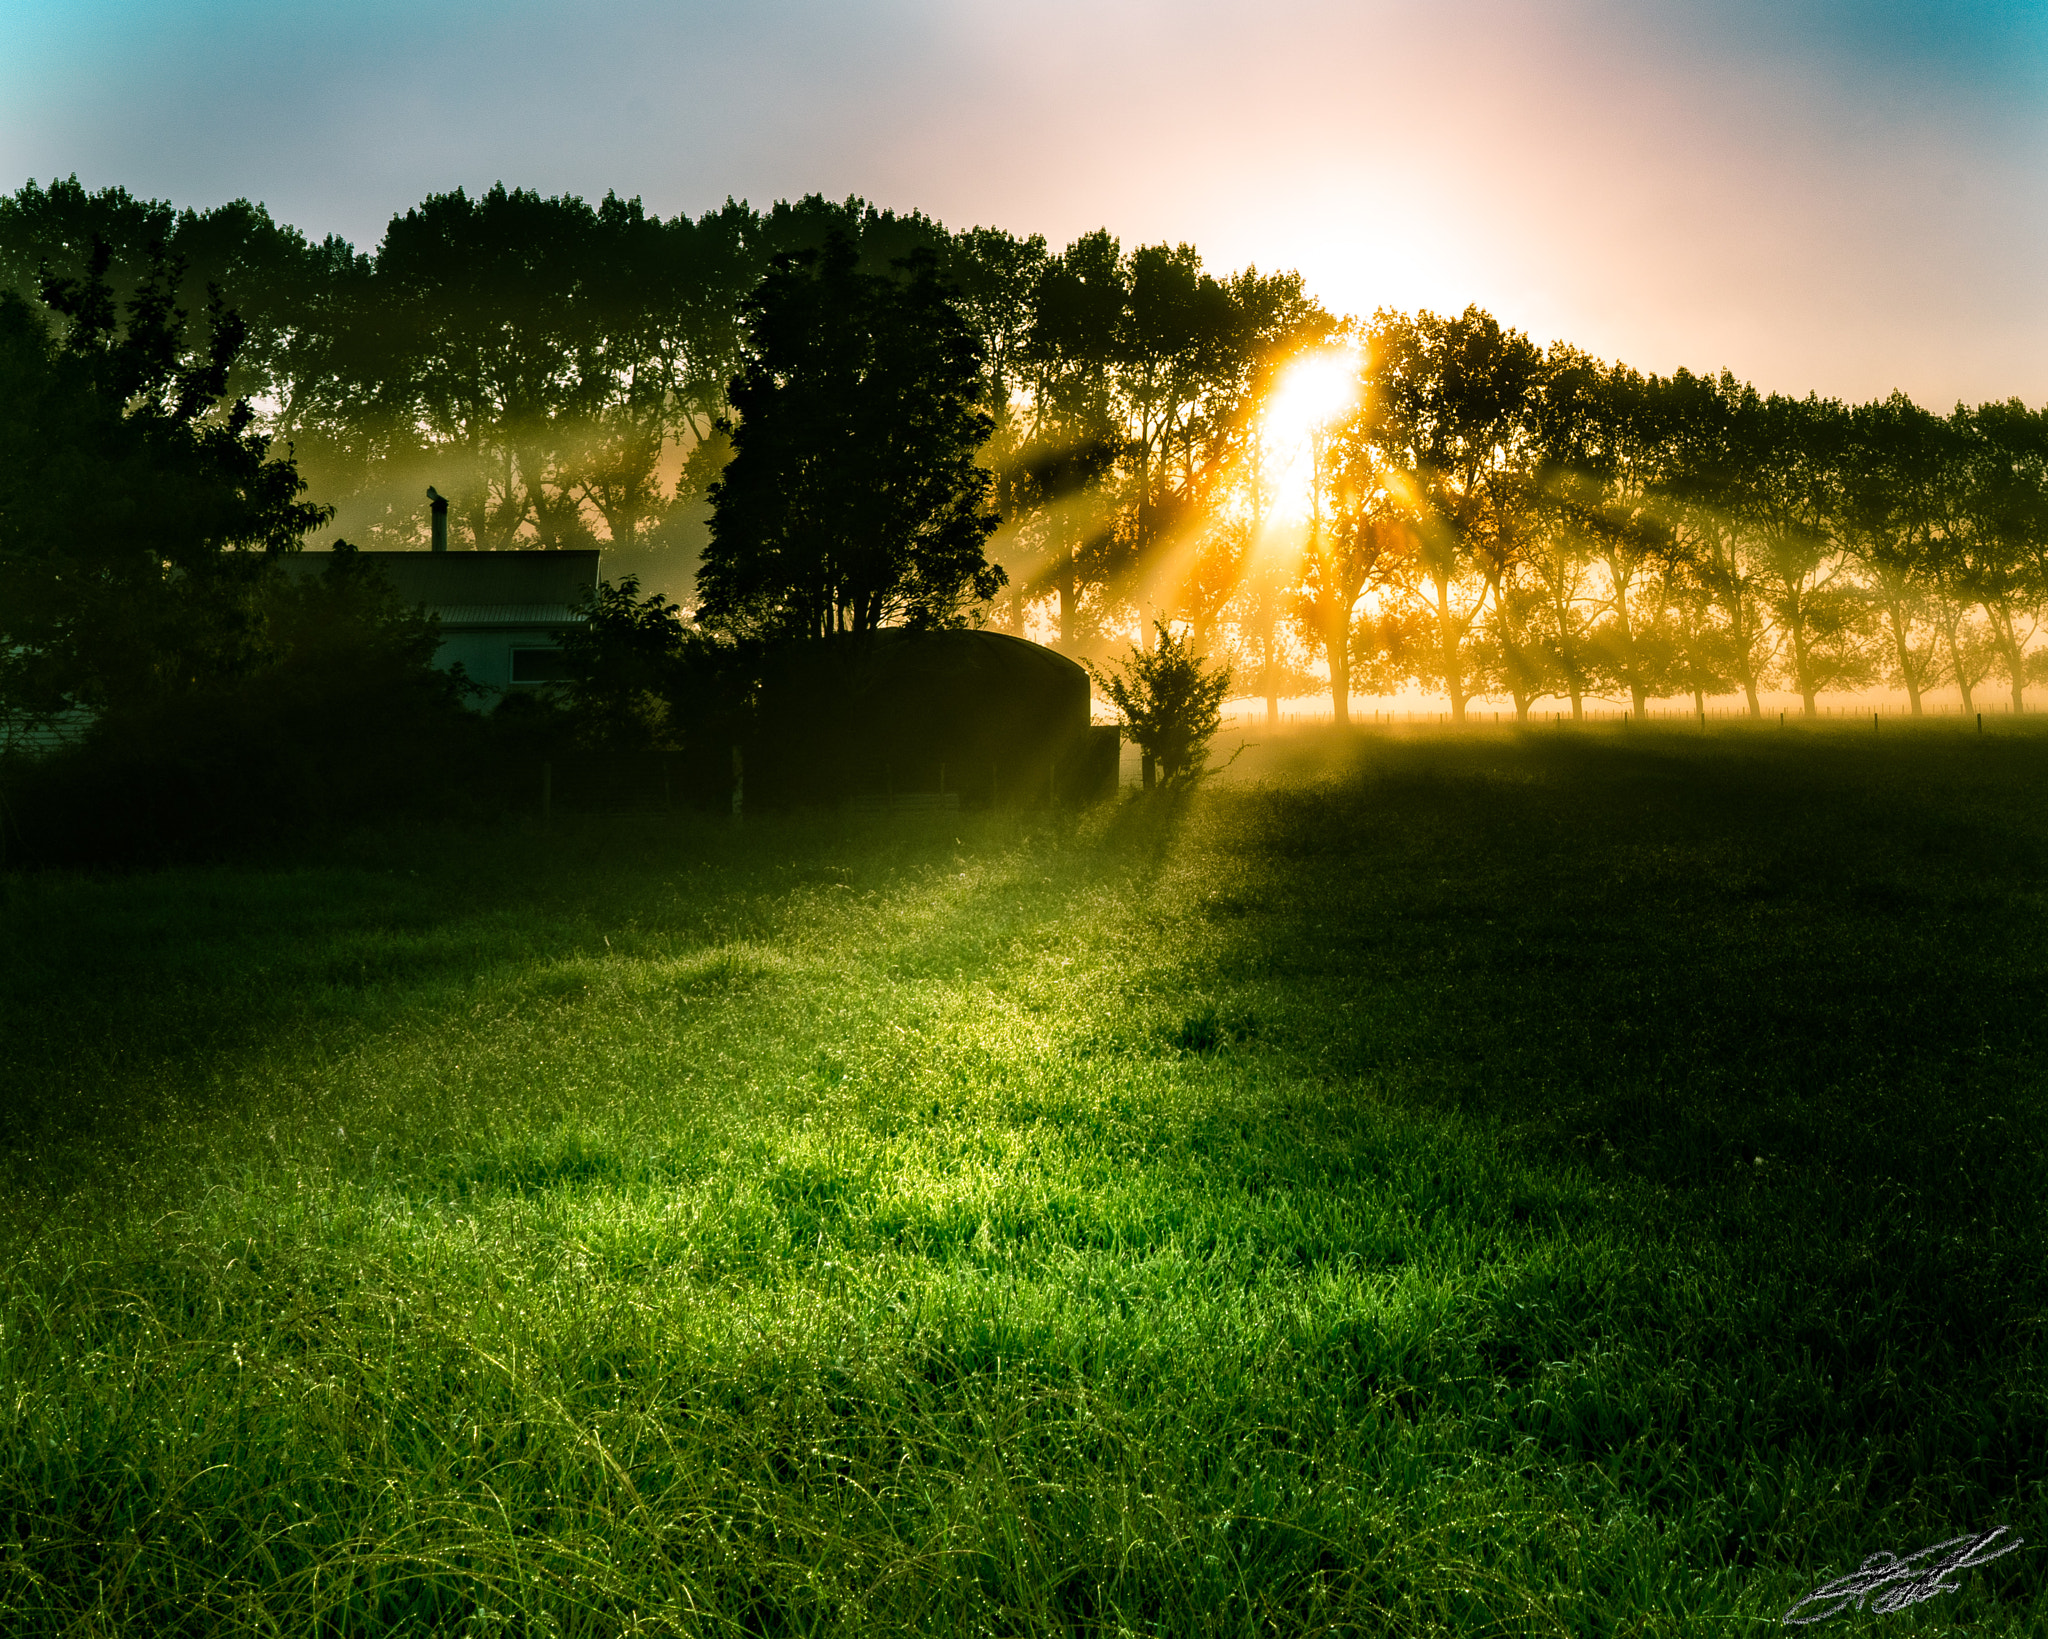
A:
[2, 722, 2046, 1636]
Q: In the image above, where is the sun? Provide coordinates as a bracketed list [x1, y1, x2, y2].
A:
[1259, 348, 1361, 524]
[1261, 348, 1361, 456]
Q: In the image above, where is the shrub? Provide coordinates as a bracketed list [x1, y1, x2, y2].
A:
[1088, 620, 1231, 790]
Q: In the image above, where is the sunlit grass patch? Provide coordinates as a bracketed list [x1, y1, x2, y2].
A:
[2, 729, 2046, 1633]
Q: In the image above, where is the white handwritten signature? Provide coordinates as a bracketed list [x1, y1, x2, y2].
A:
[1783, 1526, 2024, 1625]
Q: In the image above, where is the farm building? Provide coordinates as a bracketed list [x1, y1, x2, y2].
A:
[282, 548, 599, 701]
[748, 627, 1118, 808]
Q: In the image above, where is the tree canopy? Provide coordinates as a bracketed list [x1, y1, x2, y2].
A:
[696, 235, 1004, 639]
[6, 173, 2047, 726]
[0, 237, 327, 722]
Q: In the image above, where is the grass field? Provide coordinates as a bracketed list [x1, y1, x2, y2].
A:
[2, 723, 2045, 1636]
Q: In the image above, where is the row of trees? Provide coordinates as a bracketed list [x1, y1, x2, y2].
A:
[0, 176, 1325, 629]
[1281, 317, 2048, 722]
[0, 177, 1119, 559]
[4, 175, 2044, 726]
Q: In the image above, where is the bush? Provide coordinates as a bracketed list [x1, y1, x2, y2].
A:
[1087, 620, 1231, 790]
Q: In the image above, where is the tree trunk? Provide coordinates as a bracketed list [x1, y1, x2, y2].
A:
[1435, 575, 1466, 724]
[1886, 601, 1923, 715]
[1328, 614, 1350, 727]
[1787, 617, 1818, 718]
[1946, 618, 1976, 712]
[1728, 592, 1763, 717]
[1569, 687, 1583, 722]
[1986, 603, 2027, 713]
[1607, 559, 1641, 723]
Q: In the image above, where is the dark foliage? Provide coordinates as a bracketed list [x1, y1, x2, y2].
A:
[0, 239, 329, 724]
[554, 575, 761, 763]
[698, 234, 1006, 639]
[6, 553, 481, 865]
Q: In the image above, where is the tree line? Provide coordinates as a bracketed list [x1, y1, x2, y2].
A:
[3, 174, 2045, 730]
[1310, 319, 2048, 723]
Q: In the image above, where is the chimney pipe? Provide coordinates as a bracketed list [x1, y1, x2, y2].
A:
[427, 487, 449, 553]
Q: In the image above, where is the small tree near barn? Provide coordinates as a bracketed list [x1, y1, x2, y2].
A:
[1088, 621, 1231, 790]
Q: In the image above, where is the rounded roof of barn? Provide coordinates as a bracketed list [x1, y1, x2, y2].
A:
[762, 628, 1087, 696]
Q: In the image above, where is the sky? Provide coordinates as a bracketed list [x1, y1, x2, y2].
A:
[4, 0, 2044, 408]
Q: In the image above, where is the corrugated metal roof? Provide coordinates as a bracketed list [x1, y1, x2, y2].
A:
[433, 605, 586, 627]
[0, 706, 93, 756]
[281, 550, 601, 610]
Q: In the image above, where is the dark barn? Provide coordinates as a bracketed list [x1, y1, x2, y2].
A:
[749, 629, 1117, 809]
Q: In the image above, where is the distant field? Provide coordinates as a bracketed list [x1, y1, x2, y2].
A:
[2, 725, 2045, 1636]
[1217, 691, 2031, 733]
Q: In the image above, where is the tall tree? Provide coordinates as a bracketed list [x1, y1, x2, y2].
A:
[1657, 371, 1775, 717]
[332, 185, 604, 551]
[1839, 394, 1949, 714]
[0, 242, 328, 722]
[946, 226, 1051, 632]
[1375, 307, 1543, 723]
[1297, 368, 1404, 724]
[1947, 400, 2048, 713]
[1211, 269, 1331, 722]
[1733, 392, 1872, 717]
[1013, 230, 1133, 649]
[1537, 352, 1680, 716]
[1117, 242, 1241, 625]
[697, 235, 1004, 639]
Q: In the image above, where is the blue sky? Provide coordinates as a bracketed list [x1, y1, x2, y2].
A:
[4, 0, 2042, 404]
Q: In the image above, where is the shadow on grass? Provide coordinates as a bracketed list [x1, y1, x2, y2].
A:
[1119, 730, 2048, 1565]
[3, 731, 2046, 1632]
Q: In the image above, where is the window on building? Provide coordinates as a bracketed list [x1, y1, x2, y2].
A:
[510, 647, 574, 684]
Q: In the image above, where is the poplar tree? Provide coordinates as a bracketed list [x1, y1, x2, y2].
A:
[696, 234, 1005, 640]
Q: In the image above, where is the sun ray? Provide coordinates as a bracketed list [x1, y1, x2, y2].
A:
[1260, 348, 1362, 524]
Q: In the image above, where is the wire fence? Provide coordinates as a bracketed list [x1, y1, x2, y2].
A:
[1232, 700, 2034, 729]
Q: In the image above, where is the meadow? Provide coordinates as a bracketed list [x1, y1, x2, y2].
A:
[1, 722, 2045, 1636]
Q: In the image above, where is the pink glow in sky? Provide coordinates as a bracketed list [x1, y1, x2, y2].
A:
[5, 0, 2043, 406]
